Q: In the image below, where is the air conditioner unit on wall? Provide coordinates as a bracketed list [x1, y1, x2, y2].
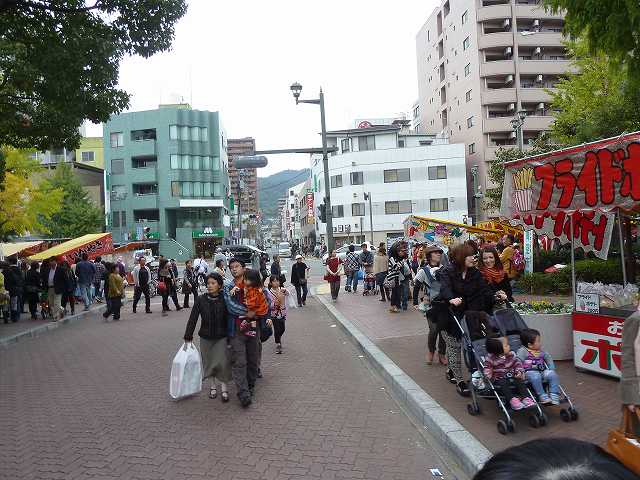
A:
[532, 19, 540, 27]
[505, 74, 514, 84]
[537, 102, 545, 110]
[508, 103, 516, 111]
[504, 47, 512, 57]
[502, 18, 511, 28]
[536, 74, 543, 82]
[534, 46, 542, 56]
[509, 131, 517, 139]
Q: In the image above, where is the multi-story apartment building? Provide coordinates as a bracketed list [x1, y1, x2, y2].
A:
[228, 137, 258, 215]
[104, 104, 231, 260]
[312, 119, 468, 247]
[416, 0, 570, 219]
[280, 182, 305, 244]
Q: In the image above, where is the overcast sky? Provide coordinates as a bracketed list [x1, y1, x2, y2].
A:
[88, 0, 438, 176]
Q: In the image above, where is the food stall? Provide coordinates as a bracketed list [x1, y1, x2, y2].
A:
[403, 215, 504, 245]
[0, 241, 46, 260]
[500, 131, 640, 378]
[29, 233, 113, 263]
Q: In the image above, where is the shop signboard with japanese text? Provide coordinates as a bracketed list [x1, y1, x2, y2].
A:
[573, 312, 623, 378]
[306, 192, 314, 221]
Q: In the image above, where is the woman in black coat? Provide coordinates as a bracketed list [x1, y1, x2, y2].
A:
[434, 242, 504, 395]
[25, 262, 41, 320]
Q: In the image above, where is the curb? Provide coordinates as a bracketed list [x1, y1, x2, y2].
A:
[315, 294, 491, 477]
[0, 304, 107, 349]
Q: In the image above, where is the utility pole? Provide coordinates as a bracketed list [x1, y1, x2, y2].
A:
[364, 192, 374, 244]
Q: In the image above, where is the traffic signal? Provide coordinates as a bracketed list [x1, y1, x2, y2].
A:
[318, 203, 327, 223]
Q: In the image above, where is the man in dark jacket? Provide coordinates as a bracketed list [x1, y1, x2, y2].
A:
[93, 257, 106, 303]
[290, 255, 309, 307]
[4, 257, 24, 322]
[270, 255, 284, 286]
[132, 257, 152, 314]
[75, 253, 96, 311]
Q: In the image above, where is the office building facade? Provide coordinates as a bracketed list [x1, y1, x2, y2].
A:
[416, 0, 570, 218]
[104, 104, 231, 260]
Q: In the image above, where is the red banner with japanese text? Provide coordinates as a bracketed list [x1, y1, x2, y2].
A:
[573, 312, 624, 378]
[501, 131, 640, 217]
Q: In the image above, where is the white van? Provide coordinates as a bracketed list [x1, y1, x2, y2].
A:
[278, 242, 292, 258]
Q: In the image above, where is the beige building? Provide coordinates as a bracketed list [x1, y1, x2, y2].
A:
[416, 0, 571, 220]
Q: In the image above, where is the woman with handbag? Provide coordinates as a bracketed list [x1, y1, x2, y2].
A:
[182, 260, 198, 309]
[324, 250, 342, 302]
[373, 243, 389, 302]
[158, 259, 182, 316]
[291, 255, 309, 307]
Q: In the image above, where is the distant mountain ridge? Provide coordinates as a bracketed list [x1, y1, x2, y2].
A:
[258, 169, 310, 220]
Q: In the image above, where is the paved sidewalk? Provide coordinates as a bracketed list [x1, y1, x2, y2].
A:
[0, 298, 458, 480]
[315, 283, 617, 453]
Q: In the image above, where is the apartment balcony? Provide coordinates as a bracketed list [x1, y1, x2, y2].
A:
[129, 167, 157, 184]
[480, 60, 515, 77]
[128, 139, 157, 157]
[481, 87, 517, 105]
[522, 115, 555, 131]
[519, 59, 575, 75]
[130, 193, 159, 210]
[517, 31, 564, 47]
[477, 3, 511, 21]
[519, 87, 556, 102]
[478, 31, 514, 50]
[483, 116, 518, 133]
[515, 3, 564, 20]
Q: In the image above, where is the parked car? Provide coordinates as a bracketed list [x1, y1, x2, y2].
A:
[278, 242, 292, 258]
[226, 245, 254, 265]
[322, 242, 373, 264]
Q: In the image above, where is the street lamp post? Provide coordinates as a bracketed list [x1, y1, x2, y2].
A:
[510, 110, 527, 153]
[364, 192, 374, 244]
[470, 165, 483, 225]
[290, 82, 335, 253]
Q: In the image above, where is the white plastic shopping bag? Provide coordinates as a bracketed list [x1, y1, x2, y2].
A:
[169, 342, 202, 400]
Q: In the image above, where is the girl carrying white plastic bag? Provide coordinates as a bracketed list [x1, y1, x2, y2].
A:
[169, 342, 202, 400]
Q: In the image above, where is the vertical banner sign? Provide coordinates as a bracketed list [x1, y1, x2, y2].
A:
[307, 192, 314, 220]
[523, 229, 533, 273]
[136, 225, 143, 241]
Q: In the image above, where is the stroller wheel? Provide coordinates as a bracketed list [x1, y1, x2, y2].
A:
[528, 415, 541, 429]
[497, 420, 508, 435]
[507, 419, 516, 433]
[569, 408, 579, 422]
[539, 412, 548, 426]
[467, 403, 480, 416]
[560, 408, 571, 422]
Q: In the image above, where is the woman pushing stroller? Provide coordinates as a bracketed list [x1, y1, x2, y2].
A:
[433, 242, 506, 395]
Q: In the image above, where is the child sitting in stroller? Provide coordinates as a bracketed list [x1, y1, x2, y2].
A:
[517, 328, 562, 406]
[363, 272, 377, 296]
[484, 337, 535, 411]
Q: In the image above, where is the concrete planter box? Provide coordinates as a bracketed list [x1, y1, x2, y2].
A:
[520, 313, 573, 360]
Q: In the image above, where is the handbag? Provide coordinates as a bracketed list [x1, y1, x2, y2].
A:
[157, 281, 167, 293]
[606, 408, 640, 475]
[181, 279, 191, 294]
[299, 278, 307, 286]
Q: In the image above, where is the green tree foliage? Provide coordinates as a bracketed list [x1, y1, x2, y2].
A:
[39, 163, 103, 238]
[545, 0, 640, 74]
[0, 147, 63, 241]
[484, 134, 557, 211]
[550, 39, 640, 145]
[0, 0, 187, 150]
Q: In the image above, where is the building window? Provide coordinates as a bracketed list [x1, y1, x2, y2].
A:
[133, 183, 158, 196]
[330, 174, 343, 188]
[180, 126, 189, 141]
[120, 211, 126, 227]
[81, 151, 94, 163]
[428, 166, 447, 180]
[111, 158, 124, 174]
[132, 156, 157, 168]
[130, 129, 156, 141]
[350, 171, 364, 185]
[399, 139, 406, 148]
[464, 63, 471, 77]
[134, 209, 159, 222]
[462, 10, 468, 25]
[469, 143, 476, 154]
[385, 200, 412, 214]
[358, 135, 376, 151]
[430, 198, 449, 212]
[201, 127, 208, 140]
[384, 168, 411, 183]
[182, 182, 193, 197]
[169, 125, 178, 140]
[112, 211, 120, 228]
[463, 36, 470, 50]
[171, 182, 181, 196]
[352, 203, 365, 216]
[190, 127, 200, 142]
[332, 205, 344, 218]
[467, 116, 474, 128]
[341, 138, 350, 153]
[466, 90, 472, 102]
[110, 185, 127, 201]
[109, 132, 124, 148]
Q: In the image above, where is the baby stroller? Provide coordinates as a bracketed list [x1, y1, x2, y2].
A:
[39, 290, 52, 320]
[449, 307, 546, 435]
[491, 307, 578, 424]
[363, 272, 378, 296]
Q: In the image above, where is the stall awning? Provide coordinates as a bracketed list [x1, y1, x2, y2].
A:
[29, 233, 113, 262]
[404, 215, 503, 238]
[0, 241, 44, 258]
